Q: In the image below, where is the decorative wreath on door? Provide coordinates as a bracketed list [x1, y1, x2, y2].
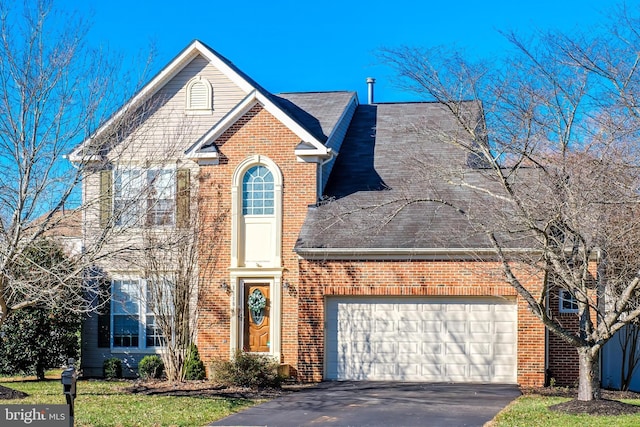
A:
[248, 289, 267, 313]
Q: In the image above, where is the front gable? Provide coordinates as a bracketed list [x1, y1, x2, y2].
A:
[69, 40, 352, 169]
[184, 90, 339, 165]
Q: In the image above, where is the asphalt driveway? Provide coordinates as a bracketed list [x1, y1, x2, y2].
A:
[210, 381, 521, 427]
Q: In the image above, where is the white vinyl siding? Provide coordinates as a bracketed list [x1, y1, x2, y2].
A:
[325, 297, 518, 383]
[102, 55, 246, 161]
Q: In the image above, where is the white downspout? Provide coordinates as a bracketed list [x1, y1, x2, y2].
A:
[317, 148, 335, 200]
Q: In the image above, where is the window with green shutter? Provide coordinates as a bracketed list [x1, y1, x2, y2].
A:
[99, 167, 189, 228]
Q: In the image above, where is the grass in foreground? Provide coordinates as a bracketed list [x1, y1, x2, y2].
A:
[491, 395, 640, 427]
[0, 376, 256, 427]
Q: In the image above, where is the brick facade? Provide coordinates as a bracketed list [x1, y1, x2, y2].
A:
[297, 259, 546, 387]
[195, 104, 550, 387]
[79, 41, 565, 387]
[197, 104, 314, 372]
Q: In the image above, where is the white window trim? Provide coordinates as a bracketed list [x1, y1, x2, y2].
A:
[110, 278, 164, 352]
[228, 272, 282, 362]
[185, 76, 213, 114]
[559, 289, 579, 314]
[113, 165, 177, 228]
[230, 155, 282, 268]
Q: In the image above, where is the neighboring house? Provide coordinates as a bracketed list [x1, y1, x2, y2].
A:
[70, 40, 582, 387]
[37, 208, 83, 256]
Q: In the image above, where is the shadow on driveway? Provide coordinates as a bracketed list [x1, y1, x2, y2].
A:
[210, 381, 520, 427]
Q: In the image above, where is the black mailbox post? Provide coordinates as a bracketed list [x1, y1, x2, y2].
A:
[61, 358, 77, 426]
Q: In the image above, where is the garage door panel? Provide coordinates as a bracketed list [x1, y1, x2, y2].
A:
[326, 297, 517, 383]
[470, 343, 491, 355]
[399, 342, 419, 354]
[374, 319, 395, 332]
[446, 320, 467, 333]
[375, 342, 398, 353]
[422, 342, 443, 354]
[445, 343, 468, 355]
[468, 333, 493, 344]
[470, 322, 491, 334]
[495, 343, 516, 355]
[470, 365, 491, 377]
[374, 303, 396, 312]
[494, 364, 516, 376]
[495, 321, 515, 332]
[399, 320, 419, 332]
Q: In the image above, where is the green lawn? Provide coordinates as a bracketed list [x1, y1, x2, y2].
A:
[491, 395, 640, 427]
[0, 377, 256, 427]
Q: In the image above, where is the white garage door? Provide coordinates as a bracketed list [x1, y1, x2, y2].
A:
[325, 297, 517, 383]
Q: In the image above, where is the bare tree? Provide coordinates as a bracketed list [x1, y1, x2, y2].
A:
[378, 4, 640, 401]
[138, 183, 227, 381]
[0, 0, 153, 328]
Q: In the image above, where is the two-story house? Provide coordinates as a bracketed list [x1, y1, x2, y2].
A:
[71, 40, 571, 387]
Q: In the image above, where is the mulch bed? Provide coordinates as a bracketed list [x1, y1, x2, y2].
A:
[0, 384, 28, 400]
[122, 379, 293, 399]
[522, 386, 640, 416]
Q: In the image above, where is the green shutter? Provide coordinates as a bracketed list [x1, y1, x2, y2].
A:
[97, 280, 111, 348]
[176, 168, 190, 228]
[99, 169, 113, 228]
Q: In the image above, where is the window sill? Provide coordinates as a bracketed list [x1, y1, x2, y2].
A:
[110, 348, 165, 354]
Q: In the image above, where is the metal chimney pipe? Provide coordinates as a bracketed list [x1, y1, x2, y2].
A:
[366, 77, 375, 104]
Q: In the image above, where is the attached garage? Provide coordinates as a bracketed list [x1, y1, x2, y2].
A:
[325, 297, 517, 383]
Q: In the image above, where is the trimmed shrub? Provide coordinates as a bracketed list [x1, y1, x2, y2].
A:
[103, 358, 122, 379]
[138, 355, 164, 380]
[211, 351, 282, 388]
[183, 344, 206, 381]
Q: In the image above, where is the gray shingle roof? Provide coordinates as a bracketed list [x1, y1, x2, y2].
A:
[273, 92, 356, 144]
[295, 102, 528, 252]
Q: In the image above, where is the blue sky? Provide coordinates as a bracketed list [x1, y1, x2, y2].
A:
[65, 0, 613, 103]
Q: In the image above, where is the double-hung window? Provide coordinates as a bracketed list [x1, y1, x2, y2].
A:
[113, 168, 176, 227]
[146, 169, 175, 226]
[112, 279, 142, 347]
[114, 169, 145, 227]
[111, 279, 165, 349]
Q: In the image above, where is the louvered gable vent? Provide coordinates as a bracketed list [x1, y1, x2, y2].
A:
[186, 76, 212, 112]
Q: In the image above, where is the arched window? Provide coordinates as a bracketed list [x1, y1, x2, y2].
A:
[230, 156, 282, 269]
[185, 76, 212, 112]
[242, 165, 274, 215]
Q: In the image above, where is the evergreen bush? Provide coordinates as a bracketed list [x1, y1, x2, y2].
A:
[138, 355, 164, 380]
[103, 358, 122, 379]
[183, 344, 206, 380]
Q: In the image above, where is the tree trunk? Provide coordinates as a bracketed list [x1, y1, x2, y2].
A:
[577, 346, 601, 401]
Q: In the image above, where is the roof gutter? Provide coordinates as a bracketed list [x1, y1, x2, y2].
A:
[294, 247, 542, 261]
